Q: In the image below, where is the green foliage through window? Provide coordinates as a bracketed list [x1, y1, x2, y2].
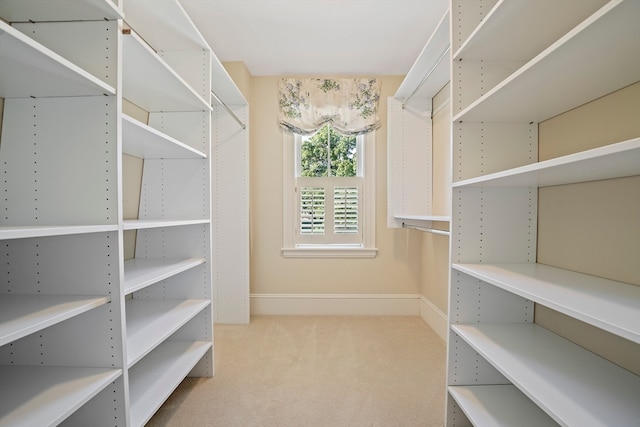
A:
[300, 124, 357, 177]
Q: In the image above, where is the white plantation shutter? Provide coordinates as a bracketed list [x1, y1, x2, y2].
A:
[300, 186, 325, 235]
[334, 186, 359, 234]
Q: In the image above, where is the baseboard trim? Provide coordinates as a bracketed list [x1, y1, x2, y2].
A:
[418, 296, 448, 342]
[250, 293, 421, 316]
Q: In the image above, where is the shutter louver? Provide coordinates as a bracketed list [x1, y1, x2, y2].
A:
[334, 186, 359, 233]
[300, 187, 325, 235]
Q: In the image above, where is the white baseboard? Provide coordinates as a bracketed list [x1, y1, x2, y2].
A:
[418, 296, 448, 342]
[250, 293, 421, 316]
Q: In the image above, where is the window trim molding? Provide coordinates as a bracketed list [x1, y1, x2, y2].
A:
[282, 129, 377, 258]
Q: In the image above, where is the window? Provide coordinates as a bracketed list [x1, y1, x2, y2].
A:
[283, 124, 376, 257]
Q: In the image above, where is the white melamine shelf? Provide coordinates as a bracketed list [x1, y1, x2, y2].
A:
[453, 138, 640, 188]
[0, 225, 118, 241]
[0, 21, 115, 99]
[128, 340, 211, 427]
[452, 323, 640, 427]
[452, 0, 640, 123]
[394, 215, 451, 222]
[122, 115, 207, 159]
[122, 30, 211, 113]
[453, 263, 640, 343]
[0, 365, 121, 427]
[0, 294, 110, 346]
[124, 258, 205, 295]
[123, 219, 209, 230]
[448, 385, 558, 427]
[452, 0, 606, 62]
[126, 298, 210, 367]
[0, 0, 122, 22]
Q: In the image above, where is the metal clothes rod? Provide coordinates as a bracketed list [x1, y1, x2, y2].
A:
[402, 46, 451, 111]
[402, 223, 450, 236]
[211, 90, 246, 130]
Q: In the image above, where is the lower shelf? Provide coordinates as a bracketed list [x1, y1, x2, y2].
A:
[448, 385, 557, 426]
[128, 340, 211, 427]
[0, 365, 121, 427]
[452, 323, 640, 427]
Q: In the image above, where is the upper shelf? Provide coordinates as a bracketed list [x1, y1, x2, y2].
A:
[394, 9, 449, 110]
[453, 0, 640, 123]
[0, 0, 122, 22]
[0, 21, 115, 99]
[122, 29, 211, 113]
[0, 225, 118, 241]
[122, 115, 207, 159]
[453, 138, 640, 188]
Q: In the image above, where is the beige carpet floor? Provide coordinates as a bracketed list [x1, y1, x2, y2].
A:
[146, 316, 446, 427]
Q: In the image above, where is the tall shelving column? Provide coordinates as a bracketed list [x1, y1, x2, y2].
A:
[0, 1, 128, 426]
[446, 1, 640, 426]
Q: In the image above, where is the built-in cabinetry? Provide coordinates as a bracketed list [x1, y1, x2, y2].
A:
[0, 1, 248, 425]
[446, 1, 640, 425]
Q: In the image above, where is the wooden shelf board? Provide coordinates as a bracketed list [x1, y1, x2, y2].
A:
[124, 258, 205, 295]
[0, 294, 110, 346]
[452, 323, 640, 427]
[453, 138, 640, 188]
[0, 0, 122, 22]
[0, 225, 118, 241]
[0, 21, 115, 99]
[453, 262, 640, 343]
[122, 30, 211, 113]
[448, 385, 558, 427]
[0, 365, 121, 427]
[126, 299, 210, 367]
[122, 115, 207, 159]
[128, 340, 211, 427]
[122, 219, 209, 231]
[453, 0, 640, 123]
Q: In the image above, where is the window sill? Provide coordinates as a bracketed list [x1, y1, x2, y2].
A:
[281, 245, 378, 258]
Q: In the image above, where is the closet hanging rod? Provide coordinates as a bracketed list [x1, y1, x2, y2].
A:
[402, 46, 450, 111]
[402, 223, 450, 236]
[211, 90, 246, 130]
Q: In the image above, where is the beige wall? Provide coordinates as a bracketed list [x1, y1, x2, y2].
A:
[247, 74, 423, 295]
[536, 82, 640, 375]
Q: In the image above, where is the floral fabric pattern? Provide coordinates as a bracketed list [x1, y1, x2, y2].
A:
[278, 78, 381, 136]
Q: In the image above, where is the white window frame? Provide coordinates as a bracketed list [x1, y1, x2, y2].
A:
[282, 129, 377, 258]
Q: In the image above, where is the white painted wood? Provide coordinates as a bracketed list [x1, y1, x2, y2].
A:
[454, 137, 640, 188]
[0, 225, 118, 240]
[0, 0, 122, 22]
[0, 21, 115, 98]
[452, 323, 640, 427]
[123, 219, 209, 230]
[125, 299, 210, 367]
[250, 294, 421, 316]
[453, 263, 640, 343]
[419, 296, 448, 342]
[122, 114, 206, 159]
[0, 295, 110, 346]
[448, 385, 558, 427]
[0, 365, 121, 427]
[128, 340, 211, 427]
[453, 0, 640, 123]
[124, 258, 205, 295]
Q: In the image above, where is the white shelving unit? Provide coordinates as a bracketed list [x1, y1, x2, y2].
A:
[446, 1, 640, 425]
[1, 0, 249, 424]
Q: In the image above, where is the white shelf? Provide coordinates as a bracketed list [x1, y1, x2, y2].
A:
[126, 298, 210, 367]
[0, 365, 121, 427]
[453, 0, 640, 123]
[0, 0, 122, 22]
[452, 0, 606, 62]
[123, 219, 209, 230]
[128, 340, 211, 427]
[122, 29, 211, 113]
[122, 115, 207, 159]
[453, 263, 640, 343]
[0, 294, 110, 346]
[124, 258, 205, 295]
[395, 215, 450, 222]
[0, 225, 118, 241]
[452, 323, 640, 427]
[453, 138, 640, 188]
[0, 21, 115, 99]
[448, 385, 558, 427]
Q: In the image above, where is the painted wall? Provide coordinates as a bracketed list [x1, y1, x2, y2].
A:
[247, 74, 423, 295]
[536, 82, 640, 375]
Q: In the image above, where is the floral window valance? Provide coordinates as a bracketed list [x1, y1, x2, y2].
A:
[278, 78, 381, 136]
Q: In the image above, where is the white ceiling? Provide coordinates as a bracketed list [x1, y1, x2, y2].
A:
[180, 0, 449, 76]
